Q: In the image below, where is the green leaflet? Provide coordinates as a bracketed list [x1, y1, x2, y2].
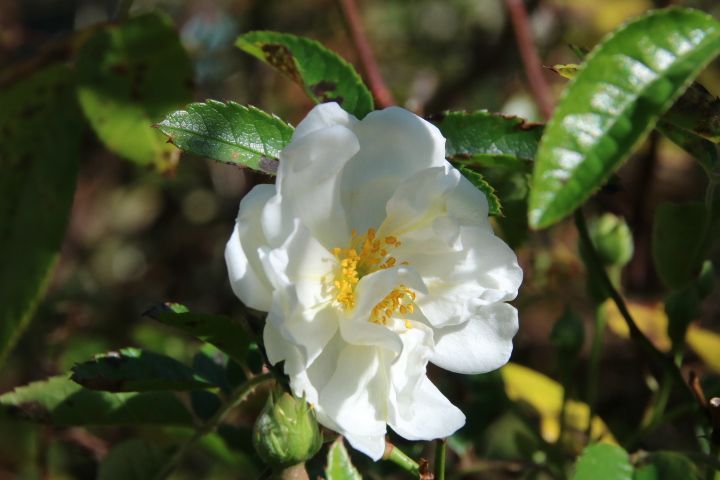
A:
[431, 110, 543, 163]
[71, 347, 215, 392]
[237, 31, 374, 118]
[458, 167, 503, 216]
[0, 65, 83, 368]
[633, 452, 701, 480]
[325, 438, 362, 480]
[76, 13, 193, 170]
[145, 303, 252, 365]
[572, 444, 633, 480]
[0, 376, 193, 426]
[97, 439, 171, 480]
[157, 101, 294, 173]
[530, 8, 720, 228]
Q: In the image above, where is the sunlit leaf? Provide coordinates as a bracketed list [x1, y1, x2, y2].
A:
[98, 439, 171, 480]
[0, 65, 83, 368]
[500, 363, 615, 443]
[71, 347, 215, 392]
[530, 8, 720, 228]
[145, 303, 252, 365]
[157, 101, 293, 173]
[76, 13, 193, 170]
[325, 438, 362, 480]
[237, 31, 373, 118]
[571, 443, 632, 480]
[0, 376, 193, 426]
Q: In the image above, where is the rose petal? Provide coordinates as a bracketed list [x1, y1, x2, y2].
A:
[430, 302, 519, 374]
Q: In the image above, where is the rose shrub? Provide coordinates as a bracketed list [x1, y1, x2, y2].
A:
[225, 102, 522, 459]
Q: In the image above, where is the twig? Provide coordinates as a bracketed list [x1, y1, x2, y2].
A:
[336, 0, 395, 108]
[574, 210, 695, 404]
[503, 0, 553, 120]
[153, 372, 274, 480]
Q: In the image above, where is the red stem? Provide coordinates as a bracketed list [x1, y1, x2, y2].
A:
[503, 0, 553, 120]
[337, 0, 396, 108]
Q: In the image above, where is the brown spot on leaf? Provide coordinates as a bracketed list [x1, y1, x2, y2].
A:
[260, 44, 301, 83]
[7, 401, 52, 423]
[259, 156, 279, 175]
[310, 80, 343, 104]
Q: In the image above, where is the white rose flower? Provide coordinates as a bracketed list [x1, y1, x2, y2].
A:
[226, 103, 522, 460]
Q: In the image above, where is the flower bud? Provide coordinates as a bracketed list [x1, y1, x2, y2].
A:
[253, 387, 322, 468]
[588, 214, 634, 268]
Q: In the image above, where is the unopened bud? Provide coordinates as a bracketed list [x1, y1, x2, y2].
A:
[253, 387, 322, 468]
[589, 214, 634, 268]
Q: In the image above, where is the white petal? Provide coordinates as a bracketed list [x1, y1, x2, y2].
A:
[292, 102, 359, 141]
[389, 323, 434, 407]
[340, 267, 427, 353]
[318, 345, 388, 438]
[341, 107, 447, 233]
[431, 302, 519, 374]
[225, 184, 275, 311]
[415, 226, 522, 327]
[389, 376, 465, 440]
[272, 124, 358, 247]
[343, 433, 386, 461]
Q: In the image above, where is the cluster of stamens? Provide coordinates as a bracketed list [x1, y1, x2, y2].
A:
[331, 228, 413, 326]
[371, 285, 416, 327]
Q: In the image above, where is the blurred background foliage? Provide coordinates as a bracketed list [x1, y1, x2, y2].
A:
[2, 0, 720, 478]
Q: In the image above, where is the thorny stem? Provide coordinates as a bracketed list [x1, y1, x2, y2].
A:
[503, 0, 554, 120]
[336, 0, 396, 108]
[383, 442, 420, 477]
[152, 372, 274, 480]
[574, 210, 696, 406]
[434, 439, 447, 480]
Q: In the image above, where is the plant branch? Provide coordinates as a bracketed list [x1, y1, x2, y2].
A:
[153, 372, 274, 480]
[574, 210, 695, 404]
[336, 0, 395, 108]
[503, 0, 553, 120]
[383, 442, 420, 477]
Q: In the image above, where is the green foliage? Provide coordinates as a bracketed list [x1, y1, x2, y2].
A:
[325, 438, 362, 480]
[145, 303, 253, 365]
[70, 347, 215, 392]
[431, 110, 543, 163]
[634, 452, 701, 480]
[652, 202, 719, 289]
[663, 82, 720, 145]
[458, 166, 502, 216]
[97, 439, 171, 480]
[236, 31, 374, 118]
[157, 101, 294, 173]
[76, 13, 193, 170]
[0, 376, 193, 426]
[0, 65, 84, 368]
[550, 308, 585, 357]
[572, 443, 633, 480]
[530, 8, 720, 228]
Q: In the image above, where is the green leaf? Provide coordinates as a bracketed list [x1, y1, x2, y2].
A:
[663, 82, 720, 144]
[325, 437, 361, 480]
[76, 13, 193, 170]
[145, 303, 252, 365]
[529, 8, 720, 228]
[0, 65, 83, 368]
[236, 31, 373, 118]
[572, 443, 633, 480]
[458, 166, 502, 216]
[633, 452, 700, 480]
[70, 347, 214, 392]
[98, 439, 171, 480]
[652, 202, 720, 289]
[655, 121, 718, 175]
[157, 101, 293, 173]
[0, 376, 193, 426]
[431, 110, 543, 163]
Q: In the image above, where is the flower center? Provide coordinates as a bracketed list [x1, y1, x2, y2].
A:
[331, 228, 414, 326]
